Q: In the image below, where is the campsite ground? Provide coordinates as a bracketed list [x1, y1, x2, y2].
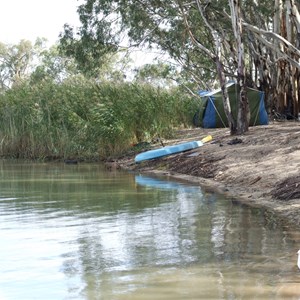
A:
[117, 121, 300, 230]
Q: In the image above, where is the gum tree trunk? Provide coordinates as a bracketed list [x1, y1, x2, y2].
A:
[229, 0, 249, 134]
[214, 38, 237, 134]
[286, 0, 300, 117]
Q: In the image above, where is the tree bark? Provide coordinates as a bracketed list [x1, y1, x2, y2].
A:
[229, 0, 249, 134]
[287, 0, 300, 117]
[215, 55, 237, 134]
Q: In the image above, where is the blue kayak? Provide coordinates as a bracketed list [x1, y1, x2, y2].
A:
[135, 135, 212, 163]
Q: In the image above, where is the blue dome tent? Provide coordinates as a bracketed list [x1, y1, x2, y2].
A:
[193, 82, 268, 128]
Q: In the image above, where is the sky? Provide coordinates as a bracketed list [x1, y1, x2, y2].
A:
[0, 0, 168, 67]
[0, 0, 82, 45]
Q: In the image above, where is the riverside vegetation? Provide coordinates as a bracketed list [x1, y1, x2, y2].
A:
[0, 78, 198, 160]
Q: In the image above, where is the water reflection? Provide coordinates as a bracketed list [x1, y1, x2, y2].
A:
[0, 161, 299, 299]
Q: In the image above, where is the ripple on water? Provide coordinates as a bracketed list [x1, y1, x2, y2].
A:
[0, 165, 300, 299]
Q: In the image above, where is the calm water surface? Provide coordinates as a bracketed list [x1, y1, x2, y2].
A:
[0, 161, 300, 299]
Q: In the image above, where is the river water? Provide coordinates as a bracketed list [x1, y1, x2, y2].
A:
[0, 161, 300, 299]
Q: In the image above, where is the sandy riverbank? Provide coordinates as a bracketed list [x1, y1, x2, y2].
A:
[117, 121, 300, 229]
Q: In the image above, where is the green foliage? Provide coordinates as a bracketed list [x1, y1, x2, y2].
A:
[60, 0, 281, 92]
[0, 79, 197, 159]
[59, 0, 227, 89]
[0, 38, 49, 91]
[29, 45, 79, 84]
[59, 23, 118, 78]
[84, 82, 197, 157]
[134, 62, 178, 87]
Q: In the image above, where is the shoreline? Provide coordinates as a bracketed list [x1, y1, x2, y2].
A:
[119, 122, 300, 229]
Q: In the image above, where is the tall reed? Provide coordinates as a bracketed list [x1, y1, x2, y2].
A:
[0, 78, 198, 159]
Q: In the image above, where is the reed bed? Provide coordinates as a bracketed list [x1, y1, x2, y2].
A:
[0, 78, 198, 159]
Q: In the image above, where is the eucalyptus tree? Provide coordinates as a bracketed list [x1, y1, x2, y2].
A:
[0, 39, 43, 90]
[59, 1, 223, 85]
[59, 0, 242, 133]
[241, 0, 300, 117]
[60, 0, 300, 132]
[59, 21, 118, 78]
[30, 45, 79, 84]
[134, 62, 179, 88]
[229, 0, 248, 133]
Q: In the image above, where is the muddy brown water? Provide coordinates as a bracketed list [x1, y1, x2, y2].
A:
[0, 161, 299, 299]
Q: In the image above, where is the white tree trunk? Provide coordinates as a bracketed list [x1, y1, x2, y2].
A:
[229, 0, 249, 134]
[287, 0, 300, 116]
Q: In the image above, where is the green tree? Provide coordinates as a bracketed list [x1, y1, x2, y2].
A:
[134, 62, 179, 88]
[59, 0, 241, 133]
[59, 22, 118, 78]
[0, 39, 43, 90]
[60, 0, 300, 133]
[30, 45, 79, 83]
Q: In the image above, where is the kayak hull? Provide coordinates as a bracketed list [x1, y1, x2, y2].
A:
[135, 140, 203, 163]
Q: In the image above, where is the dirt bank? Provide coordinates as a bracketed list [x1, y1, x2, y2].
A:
[118, 121, 300, 228]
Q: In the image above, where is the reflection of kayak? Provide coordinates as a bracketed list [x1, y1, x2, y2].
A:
[135, 175, 185, 190]
[135, 135, 212, 163]
[135, 175, 217, 203]
[135, 175, 200, 192]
